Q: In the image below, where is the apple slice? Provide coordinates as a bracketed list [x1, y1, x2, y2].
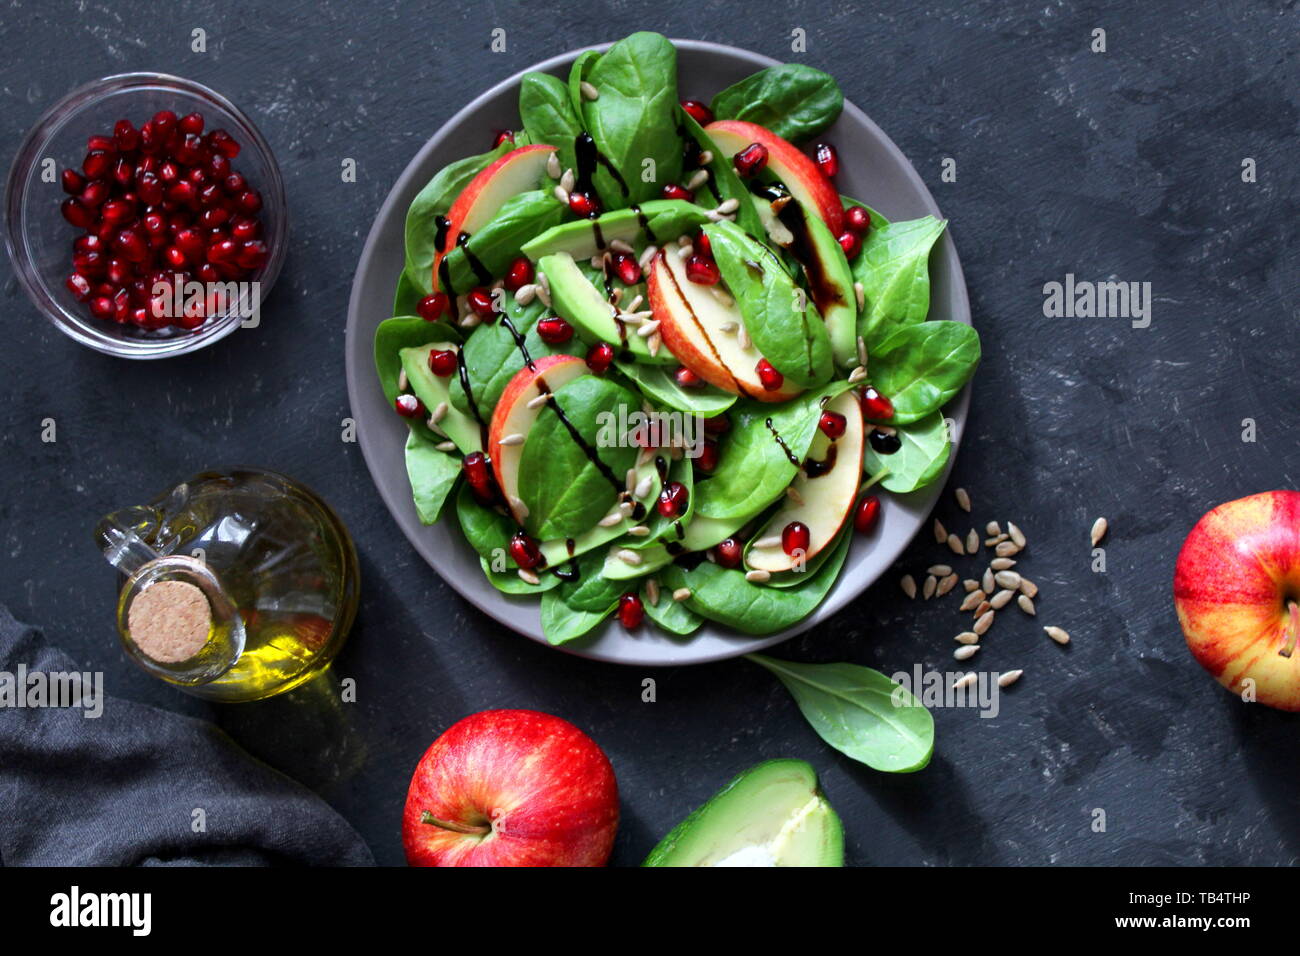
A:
[648, 250, 803, 403]
[704, 119, 843, 237]
[745, 391, 864, 573]
[433, 144, 556, 291]
[488, 354, 589, 522]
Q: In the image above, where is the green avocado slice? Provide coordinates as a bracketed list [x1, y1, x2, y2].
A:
[522, 199, 711, 261]
[643, 759, 844, 867]
[399, 343, 482, 453]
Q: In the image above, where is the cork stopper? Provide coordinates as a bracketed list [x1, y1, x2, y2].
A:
[126, 579, 213, 663]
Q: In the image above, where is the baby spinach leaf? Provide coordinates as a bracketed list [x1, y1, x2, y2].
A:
[660, 527, 850, 634]
[438, 190, 564, 293]
[579, 32, 683, 206]
[404, 140, 514, 295]
[519, 71, 582, 174]
[456, 484, 515, 562]
[393, 267, 424, 317]
[853, 216, 947, 349]
[568, 49, 601, 119]
[542, 588, 613, 645]
[555, 548, 626, 614]
[679, 108, 766, 239]
[405, 430, 461, 524]
[480, 557, 561, 594]
[704, 220, 832, 388]
[615, 361, 736, 415]
[517, 376, 640, 541]
[863, 411, 950, 494]
[869, 321, 980, 425]
[747, 654, 934, 772]
[710, 65, 843, 143]
[642, 586, 703, 636]
[374, 315, 455, 404]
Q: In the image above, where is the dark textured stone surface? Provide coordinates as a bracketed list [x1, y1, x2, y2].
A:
[1, 1, 1296, 866]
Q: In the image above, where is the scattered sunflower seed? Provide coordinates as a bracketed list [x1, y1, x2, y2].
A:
[672, 587, 692, 602]
[553, 184, 570, 205]
[1091, 517, 1108, 546]
[953, 672, 978, 690]
[959, 590, 985, 612]
[638, 244, 659, 270]
[686, 168, 709, 190]
[616, 549, 643, 566]
[947, 533, 966, 556]
[545, 152, 561, 179]
[923, 575, 938, 599]
[647, 332, 662, 357]
[745, 569, 771, 583]
[1020, 577, 1039, 598]
[994, 570, 1022, 589]
[985, 520, 1001, 536]
[966, 529, 980, 553]
[752, 535, 783, 549]
[954, 645, 980, 661]
[499, 433, 525, 446]
[847, 365, 868, 384]
[973, 600, 992, 617]
[634, 476, 653, 499]
[963, 579, 980, 592]
[937, 573, 959, 596]
[526, 392, 551, 409]
[900, 574, 918, 599]
[628, 525, 651, 537]
[645, 577, 660, 606]
[955, 488, 971, 512]
[997, 669, 1023, 688]
[989, 589, 1015, 610]
[990, 557, 1016, 571]
[995, 541, 1022, 557]
[856, 335, 868, 369]
[710, 287, 735, 308]
[580, 80, 600, 100]
[560, 168, 576, 193]
[397, 369, 408, 391]
[785, 486, 805, 505]
[435, 440, 457, 453]
[517, 568, 540, 586]
[716, 198, 740, 215]
[1044, 625, 1070, 645]
[985, 533, 1009, 547]
[624, 467, 637, 493]
[933, 519, 948, 544]
[598, 512, 624, 527]
[1007, 522, 1026, 548]
[927, 564, 953, 577]
[430, 401, 449, 424]
[955, 631, 980, 645]
[1018, 594, 1036, 616]
[737, 324, 752, 350]
[853, 281, 865, 311]
[982, 568, 995, 593]
[973, 610, 995, 636]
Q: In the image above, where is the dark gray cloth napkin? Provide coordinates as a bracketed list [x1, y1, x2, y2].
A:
[0, 604, 374, 866]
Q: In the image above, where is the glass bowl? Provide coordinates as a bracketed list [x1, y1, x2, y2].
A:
[4, 73, 287, 359]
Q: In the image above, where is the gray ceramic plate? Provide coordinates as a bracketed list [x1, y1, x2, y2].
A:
[345, 40, 971, 666]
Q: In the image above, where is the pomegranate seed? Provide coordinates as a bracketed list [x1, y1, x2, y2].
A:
[174, 133, 204, 166]
[658, 481, 689, 518]
[113, 229, 148, 263]
[136, 172, 163, 206]
[197, 263, 219, 283]
[837, 231, 861, 260]
[152, 110, 178, 140]
[860, 386, 895, 421]
[237, 189, 262, 214]
[466, 287, 496, 319]
[819, 411, 848, 439]
[74, 234, 103, 254]
[130, 307, 151, 327]
[167, 181, 198, 206]
[756, 358, 784, 391]
[536, 316, 573, 344]
[80, 180, 110, 209]
[504, 257, 533, 291]
[733, 143, 768, 178]
[586, 341, 614, 374]
[179, 112, 205, 135]
[417, 293, 450, 322]
[210, 130, 241, 157]
[684, 254, 720, 285]
[113, 119, 139, 152]
[428, 348, 457, 376]
[695, 439, 719, 473]
[82, 150, 111, 180]
[199, 206, 230, 228]
[174, 228, 204, 259]
[462, 452, 494, 501]
[106, 259, 133, 286]
[230, 217, 260, 241]
[845, 205, 872, 235]
[60, 169, 85, 194]
[221, 172, 246, 196]
[207, 238, 238, 262]
[618, 593, 645, 629]
[508, 532, 542, 569]
[72, 249, 105, 276]
[111, 158, 134, 187]
[715, 537, 743, 568]
[674, 365, 702, 388]
[66, 274, 92, 300]
[235, 240, 268, 270]
[854, 495, 881, 535]
[661, 183, 694, 202]
[208, 152, 231, 178]
[394, 394, 425, 418]
[139, 121, 160, 154]
[100, 199, 134, 224]
[159, 160, 180, 183]
[813, 142, 839, 179]
[782, 521, 811, 555]
[702, 414, 730, 435]
[89, 296, 114, 319]
[680, 99, 714, 125]
[197, 183, 223, 207]
[568, 191, 599, 217]
[613, 254, 641, 286]
[695, 232, 712, 258]
[492, 129, 515, 149]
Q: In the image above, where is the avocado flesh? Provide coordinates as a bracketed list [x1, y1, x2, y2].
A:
[537, 252, 675, 365]
[522, 199, 711, 261]
[792, 209, 857, 368]
[399, 344, 482, 453]
[643, 758, 844, 867]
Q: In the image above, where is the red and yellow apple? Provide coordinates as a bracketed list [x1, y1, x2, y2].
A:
[1174, 490, 1300, 710]
[402, 709, 619, 867]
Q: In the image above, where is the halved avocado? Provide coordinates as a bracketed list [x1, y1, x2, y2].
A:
[643, 758, 844, 867]
[399, 343, 482, 453]
[522, 199, 711, 261]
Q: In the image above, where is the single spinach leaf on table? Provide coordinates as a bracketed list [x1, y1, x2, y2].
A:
[579, 32, 683, 206]
[863, 410, 950, 494]
[615, 361, 736, 416]
[710, 64, 843, 143]
[747, 654, 934, 772]
[868, 321, 980, 425]
[853, 215, 947, 350]
[438, 190, 564, 293]
[404, 140, 514, 296]
[642, 586, 703, 636]
[519, 71, 582, 175]
[405, 430, 461, 524]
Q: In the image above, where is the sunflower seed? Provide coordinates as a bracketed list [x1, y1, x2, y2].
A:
[427, 418, 446, 436]
[435, 440, 457, 452]
[900, 574, 917, 599]
[617, 549, 643, 566]
[624, 293, 643, 312]
[954, 645, 980, 661]
[515, 282, 538, 305]
[535, 284, 551, 308]
[745, 569, 771, 583]
[737, 324, 751, 350]
[672, 587, 692, 603]
[955, 631, 980, 645]
[985, 520, 1001, 536]
[994, 570, 1022, 589]
[963, 579, 980, 592]
[974, 600, 992, 617]
[716, 198, 740, 215]
[618, 500, 634, 515]
[644, 577, 660, 606]
[985, 533, 1009, 547]
[856, 335, 868, 369]
[953, 672, 978, 690]
[526, 392, 551, 409]
[719, 320, 738, 333]
[947, 533, 966, 556]
[676, 242, 694, 260]
[1020, 577, 1039, 598]
[598, 512, 624, 527]
[966, 529, 980, 553]
[989, 589, 1015, 610]
[686, 168, 709, 190]
[959, 590, 985, 612]
[937, 573, 959, 596]
[430, 401, 448, 424]
[647, 332, 662, 357]
[638, 245, 659, 270]
[982, 567, 995, 593]
[1044, 625, 1070, 645]
[933, 518, 948, 544]
[1018, 594, 1036, 616]
[955, 487, 971, 512]
[997, 669, 1023, 688]
[625, 467, 637, 493]
[499, 433, 525, 446]
[710, 287, 735, 308]
[973, 610, 995, 635]
[546, 152, 562, 179]
[634, 476, 653, 499]
[1090, 517, 1108, 546]
[990, 557, 1016, 571]
[636, 320, 661, 337]
[509, 495, 529, 519]
[995, 541, 1021, 557]
[397, 369, 408, 392]
[553, 184, 570, 205]
[1008, 521, 1026, 548]
[785, 485, 805, 505]
[580, 80, 600, 100]
[927, 564, 953, 577]
[923, 575, 938, 599]
[847, 365, 868, 384]
[517, 568, 540, 586]
[628, 525, 651, 537]
[560, 167, 576, 193]
[752, 535, 783, 549]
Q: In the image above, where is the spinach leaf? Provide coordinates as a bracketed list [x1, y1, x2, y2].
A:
[480, 557, 561, 594]
[579, 32, 683, 206]
[869, 321, 980, 425]
[568, 50, 601, 119]
[555, 548, 626, 613]
[864, 411, 950, 494]
[660, 527, 850, 634]
[853, 216, 947, 349]
[404, 140, 514, 296]
[438, 189, 564, 293]
[704, 220, 832, 388]
[642, 455, 695, 543]
[375, 315, 455, 405]
[517, 376, 640, 540]
[393, 268, 424, 317]
[615, 361, 736, 416]
[642, 587, 703, 636]
[710, 65, 843, 143]
[679, 108, 767, 239]
[456, 483, 516, 562]
[747, 655, 934, 772]
[405, 430, 461, 524]
[542, 588, 613, 645]
[519, 71, 582, 174]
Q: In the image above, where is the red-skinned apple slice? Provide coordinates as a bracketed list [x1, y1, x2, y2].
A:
[647, 250, 803, 403]
[1175, 490, 1300, 711]
[489, 353, 589, 522]
[746, 391, 864, 573]
[704, 119, 843, 236]
[432, 144, 557, 291]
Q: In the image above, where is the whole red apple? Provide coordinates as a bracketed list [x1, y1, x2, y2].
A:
[402, 709, 619, 866]
[1175, 490, 1300, 710]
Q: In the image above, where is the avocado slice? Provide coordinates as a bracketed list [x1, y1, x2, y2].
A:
[522, 199, 711, 261]
[788, 207, 857, 368]
[643, 759, 844, 867]
[538, 252, 676, 365]
[399, 343, 482, 453]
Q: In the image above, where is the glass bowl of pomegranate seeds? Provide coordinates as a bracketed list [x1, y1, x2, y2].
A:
[4, 73, 286, 358]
